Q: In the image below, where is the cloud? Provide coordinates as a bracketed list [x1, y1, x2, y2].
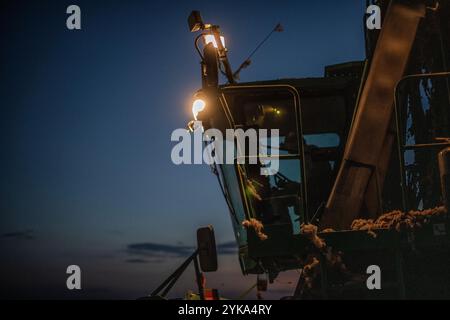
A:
[126, 241, 238, 259]
[125, 258, 166, 264]
[217, 241, 238, 255]
[0, 229, 34, 240]
[126, 243, 195, 258]
[125, 259, 150, 264]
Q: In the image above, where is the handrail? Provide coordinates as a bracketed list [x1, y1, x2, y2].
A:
[394, 71, 450, 212]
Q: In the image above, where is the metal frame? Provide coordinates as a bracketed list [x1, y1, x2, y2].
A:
[150, 250, 204, 300]
[394, 71, 450, 212]
[219, 85, 309, 222]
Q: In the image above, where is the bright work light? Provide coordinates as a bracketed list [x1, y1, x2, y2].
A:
[192, 99, 206, 120]
[203, 35, 226, 49]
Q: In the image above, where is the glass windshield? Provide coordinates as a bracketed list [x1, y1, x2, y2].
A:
[219, 87, 305, 235]
[241, 160, 302, 234]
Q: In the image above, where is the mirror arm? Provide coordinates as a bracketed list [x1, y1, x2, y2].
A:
[150, 250, 200, 298]
[193, 254, 205, 300]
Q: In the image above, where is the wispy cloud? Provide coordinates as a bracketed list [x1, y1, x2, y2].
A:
[125, 258, 149, 264]
[125, 258, 166, 264]
[217, 241, 238, 255]
[126, 243, 195, 258]
[0, 229, 35, 240]
[126, 241, 238, 259]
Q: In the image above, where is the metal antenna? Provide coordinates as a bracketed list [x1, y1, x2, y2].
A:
[233, 23, 284, 80]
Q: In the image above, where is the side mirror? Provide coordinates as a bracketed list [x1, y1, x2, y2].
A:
[188, 10, 204, 32]
[197, 225, 218, 272]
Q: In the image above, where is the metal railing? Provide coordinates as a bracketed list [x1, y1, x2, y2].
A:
[394, 71, 450, 212]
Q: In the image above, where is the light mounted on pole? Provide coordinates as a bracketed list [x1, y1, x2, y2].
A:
[188, 10, 235, 85]
[203, 34, 226, 49]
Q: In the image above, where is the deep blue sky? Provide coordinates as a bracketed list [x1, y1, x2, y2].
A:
[0, 0, 365, 299]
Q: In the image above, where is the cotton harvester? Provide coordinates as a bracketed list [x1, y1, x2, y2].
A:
[153, 0, 450, 299]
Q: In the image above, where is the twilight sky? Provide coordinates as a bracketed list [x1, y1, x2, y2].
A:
[0, 0, 365, 299]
